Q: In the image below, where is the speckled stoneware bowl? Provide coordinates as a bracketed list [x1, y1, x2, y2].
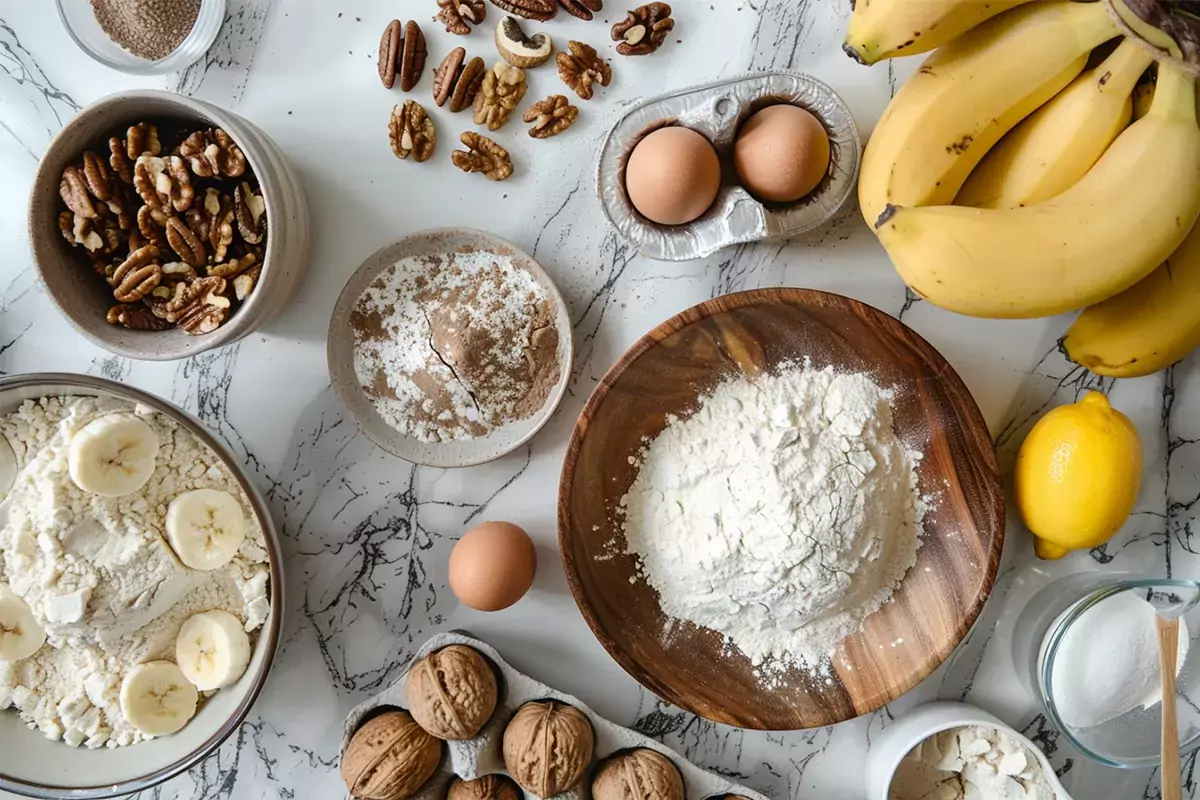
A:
[327, 228, 573, 468]
[28, 90, 311, 361]
[0, 373, 283, 800]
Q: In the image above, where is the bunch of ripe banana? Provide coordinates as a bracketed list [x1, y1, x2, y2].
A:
[848, 0, 1200, 379]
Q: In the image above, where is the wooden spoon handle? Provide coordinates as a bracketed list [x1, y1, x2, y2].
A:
[1158, 614, 1182, 800]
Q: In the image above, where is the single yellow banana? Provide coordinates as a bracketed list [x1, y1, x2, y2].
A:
[1063, 223, 1200, 378]
[956, 39, 1153, 209]
[843, 0, 1034, 65]
[858, 1, 1120, 227]
[876, 64, 1200, 320]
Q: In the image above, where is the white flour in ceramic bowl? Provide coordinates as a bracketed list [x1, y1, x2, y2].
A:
[619, 361, 929, 678]
[0, 395, 269, 748]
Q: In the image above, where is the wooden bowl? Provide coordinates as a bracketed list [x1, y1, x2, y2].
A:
[558, 288, 1004, 730]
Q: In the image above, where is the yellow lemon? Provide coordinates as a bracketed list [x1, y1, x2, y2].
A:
[1014, 391, 1142, 560]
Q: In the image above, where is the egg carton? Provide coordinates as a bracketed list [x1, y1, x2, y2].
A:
[596, 71, 861, 262]
[341, 631, 770, 800]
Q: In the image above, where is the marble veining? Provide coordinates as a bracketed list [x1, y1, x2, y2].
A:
[0, 1, 1193, 798]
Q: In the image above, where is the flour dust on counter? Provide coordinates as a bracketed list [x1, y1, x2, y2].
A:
[620, 361, 931, 678]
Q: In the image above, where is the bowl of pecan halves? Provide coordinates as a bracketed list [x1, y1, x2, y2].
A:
[28, 90, 311, 360]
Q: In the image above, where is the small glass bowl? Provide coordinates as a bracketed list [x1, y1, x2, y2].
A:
[56, 0, 225, 75]
[1015, 574, 1200, 769]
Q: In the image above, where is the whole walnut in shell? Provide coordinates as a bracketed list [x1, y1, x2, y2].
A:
[502, 701, 594, 797]
[341, 710, 443, 800]
[447, 775, 522, 800]
[407, 645, 499, 740]
[591, 749, 684, 800]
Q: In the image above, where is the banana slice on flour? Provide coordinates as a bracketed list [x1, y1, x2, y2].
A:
[166, 489, 247, 571]
[119, 661, 198, 736]
[0, 588, 46, 662]
[68, 414, 159, 497]
[176, 610, 251, 691]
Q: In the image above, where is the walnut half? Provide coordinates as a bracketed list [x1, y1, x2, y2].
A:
[557, 41, 612, 100]
[612, 3, 674, 56]
[473, 61, 527, 131]
[389, 100, 437, 162]
[437, 0, 486, 34]
[452, 132, 513, 181]
[524, 95, 578, 138]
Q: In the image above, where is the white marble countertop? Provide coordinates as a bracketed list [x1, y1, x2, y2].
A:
[0, 2, 1191, 798]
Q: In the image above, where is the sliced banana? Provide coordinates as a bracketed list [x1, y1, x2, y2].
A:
[176, 610, 251, 691]
[119, 661, 198, 736]
[68, 414, 159, 497]
[0, 588, 46, 662]
[165, 489, 247, 571]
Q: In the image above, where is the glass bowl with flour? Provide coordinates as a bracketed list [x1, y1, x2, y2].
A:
[1015, 574, 1200, 769]
[0, 374, 280, 798]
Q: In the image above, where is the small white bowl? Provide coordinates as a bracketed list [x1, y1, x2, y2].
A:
[866, 702, 1071, 800]
[56, 0, 226, 75]
[328, 229, 573, 468]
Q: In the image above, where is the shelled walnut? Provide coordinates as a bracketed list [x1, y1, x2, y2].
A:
[56, 119, 269, 337]
[592, 749, 685, 800]
[389, 101, 437, 163]
[502, 701, 594, 797]
[379, 19, 428, 92]
[557, 41, 612, 100]
[452, 132, 513, 181]
[341, 710, 442, 800]
[490, 0, 557, 21]
[525, 94, 578, 138]
[474, 61, 527, 131]
[433, 49, 487, 112]
[438, 0, 487, 34]
[612, 3, 674, 55]
[406, 645, 498, 740]
[559, 0, 602, 20]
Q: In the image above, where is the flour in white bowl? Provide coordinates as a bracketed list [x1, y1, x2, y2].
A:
[620, 363, 928, 677]
[0, 396, 270, 748]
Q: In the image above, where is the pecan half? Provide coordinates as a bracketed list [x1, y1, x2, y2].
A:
[559, 0, 602, 19]
[433, 48, 486, 112]
[452, 132, 513, 181]
[167, 276, 230, 334]
[60, 166, 98, 220]
[557, 41, 612, 100]
[165, 216, 207, 267]
[126, 122, 162, 160]
[524, 94, 579, 138]
[133, 155, 170, 214]
[612, 3, 673, 55]
[112, 246, 163, 303]
[107, 303, 171, 331]
[137, 204, 168, 249]
[388, 101, 436, 162]
[490, 0, 557, 21]
[378, 20, 427, 92]
[474, 61, 527, 131]
[165, 155, 195, 212]
[81, 151, 112, 202]
[60, 210, 105, 252]
[438, 0, 486, 33]
[109, 136, 134, 184]
[177, 128, 247, 178]
[161, 261, 198, 283]
[233, 182, 268, 243]
[208, 253, 257, 279]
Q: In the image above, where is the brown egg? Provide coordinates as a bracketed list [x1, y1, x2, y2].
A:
[449, 521, 537, 612]
[624, 126, 722, 226]
[734, 104, 831, 203]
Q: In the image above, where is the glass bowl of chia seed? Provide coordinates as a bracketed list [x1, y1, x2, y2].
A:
[56, 0, 225, 75]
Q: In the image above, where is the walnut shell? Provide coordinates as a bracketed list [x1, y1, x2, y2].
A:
[591, 749, 684, 800]
[341, 710, 443, 800]
[447, 774, 523, 800]
[502, 701, 594, 797]
[407, 645, 499, 740]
